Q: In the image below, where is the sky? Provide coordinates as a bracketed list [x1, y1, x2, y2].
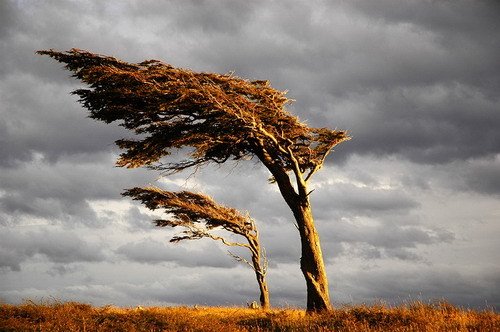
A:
[0, 0, 499, 310]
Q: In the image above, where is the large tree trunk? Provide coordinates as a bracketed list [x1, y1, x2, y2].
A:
[292, 198, 332, 312]
[257, 150, 332, 312]
[276, 178, 332, 312]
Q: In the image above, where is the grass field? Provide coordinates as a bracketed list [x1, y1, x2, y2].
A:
[1, 300, 498, 331]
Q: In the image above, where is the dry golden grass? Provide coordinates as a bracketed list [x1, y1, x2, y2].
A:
[1, 300, 498, 331]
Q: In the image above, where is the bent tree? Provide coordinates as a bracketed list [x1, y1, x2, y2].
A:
[39, 49, 350, 311]
[124, 187, 269, 309]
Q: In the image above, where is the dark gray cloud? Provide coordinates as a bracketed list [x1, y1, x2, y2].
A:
[335, 266, 500, 309]
[0, 228, 106, 271]
[350, 0, 500, 62]
[328, 84, 500, 164]
[169, 0, 258, 34]
[116, 238, 235, 268]
[173, 0, 500, 165]
[0, 0, 18, 38]
[124, 206, 157, 231]
[0, 73, 128, 167]
[0, 0, 498, 310]
[313, 182, 419, 219]
[319, 218, 455, 263]
[0, 157, 154, 227]
[47, 264, 82, 277]
[398, 155, 500, 197]
[113, 264, 307, 307]
[463, 156, 500, 196]
[4, 0, 498, 167]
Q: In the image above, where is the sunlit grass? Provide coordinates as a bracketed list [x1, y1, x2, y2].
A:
[1, 299, 498, 331]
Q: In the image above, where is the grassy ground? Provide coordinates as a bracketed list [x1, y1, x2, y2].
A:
[0, 300, 498, 331]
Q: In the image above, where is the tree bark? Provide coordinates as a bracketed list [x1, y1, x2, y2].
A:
[256, 147, 332, 312]
[292, 198, 332, 312]
[255, 267, 270, 309]
[248, 235, 270, 309]
[273, 174, 332, 312]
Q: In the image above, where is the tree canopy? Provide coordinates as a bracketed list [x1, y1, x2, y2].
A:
[124, 187, 256, 244]
[37, 49, 348, 179]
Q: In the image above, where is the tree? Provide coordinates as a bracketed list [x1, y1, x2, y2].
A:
[38, 49, 350, 312]
[124, 186, 269, 309]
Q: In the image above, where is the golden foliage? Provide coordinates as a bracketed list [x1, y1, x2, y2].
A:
[123, 187, 251, 238]
[37, 49, 349, 178]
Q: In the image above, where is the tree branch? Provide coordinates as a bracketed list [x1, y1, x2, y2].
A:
[227, 251, 256, 271]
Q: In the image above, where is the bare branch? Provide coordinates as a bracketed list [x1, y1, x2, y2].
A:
[227, 251, 255, 270]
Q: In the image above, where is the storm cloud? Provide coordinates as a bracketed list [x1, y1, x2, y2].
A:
[0, 228, 106, 271]
[0, 0, 499, 310]
[116, 238, 236, 268]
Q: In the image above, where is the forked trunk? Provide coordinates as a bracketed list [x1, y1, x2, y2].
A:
[258, 151, 332, 312]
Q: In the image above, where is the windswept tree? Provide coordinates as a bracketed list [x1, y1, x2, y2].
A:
[124, 187, 269, 309]
[39, 49, 350, 312]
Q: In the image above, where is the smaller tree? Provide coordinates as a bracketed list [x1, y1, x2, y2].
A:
[124, 186, 270, 309]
